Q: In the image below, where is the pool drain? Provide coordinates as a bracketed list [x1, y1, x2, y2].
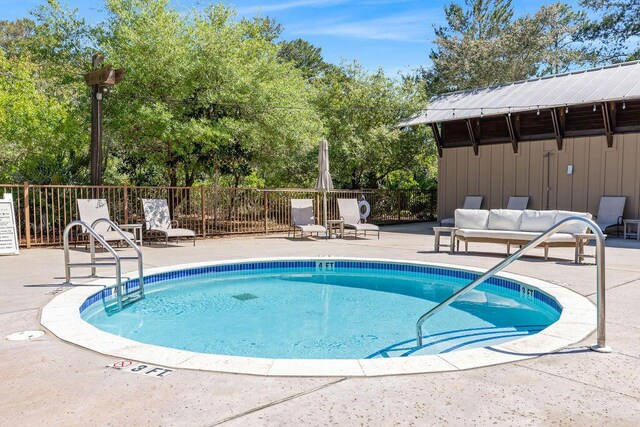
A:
[5, 330, 45, 341]
[232, 293, 258, 301]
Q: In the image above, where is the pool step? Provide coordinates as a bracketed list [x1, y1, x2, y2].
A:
[104, 283, 144, 314]
[366, 325, 545, 359]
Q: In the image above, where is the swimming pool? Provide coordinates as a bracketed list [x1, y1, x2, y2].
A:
[42, 258, 596, 376]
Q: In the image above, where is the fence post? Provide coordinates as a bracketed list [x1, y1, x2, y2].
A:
[201, 186, 206, 237]
[263, 191, 268, 233]
[123, 185, 129, 224]
[23, 182, 31, 249]
[397, 191, 402, 221]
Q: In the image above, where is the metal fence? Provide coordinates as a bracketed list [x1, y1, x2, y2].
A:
[0, 184, 437, 248]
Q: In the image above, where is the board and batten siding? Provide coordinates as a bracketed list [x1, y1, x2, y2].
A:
[437, 134, 640, 220]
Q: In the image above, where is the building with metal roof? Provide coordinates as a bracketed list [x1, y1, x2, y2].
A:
[405, 61, 640, 223]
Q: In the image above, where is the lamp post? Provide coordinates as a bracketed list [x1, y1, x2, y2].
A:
[83, 53, 124, 186]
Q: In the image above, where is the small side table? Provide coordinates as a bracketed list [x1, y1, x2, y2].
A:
[623, 219, 640, 240]
[574, 233, 606, 264]
[327, 219, 345, 239]
[119, 223, 143, 246]
[434, 226, 457, 254]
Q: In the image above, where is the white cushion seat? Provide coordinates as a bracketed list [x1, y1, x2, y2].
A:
[295, 224, 327, 233]
[344, 223, 379, 231]
[99, 230, 135, 242]
[456, 229, 575, 243]
[164, 228, 196, 238]
[451, 208, 593, 260]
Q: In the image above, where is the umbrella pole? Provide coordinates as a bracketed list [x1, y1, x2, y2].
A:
[323, 191, 328, 233]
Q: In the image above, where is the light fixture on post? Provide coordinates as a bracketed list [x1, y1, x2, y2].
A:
[83, 52, 125, 187]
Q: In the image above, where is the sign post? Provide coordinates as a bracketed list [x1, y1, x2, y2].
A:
[0, 193, 19, 255]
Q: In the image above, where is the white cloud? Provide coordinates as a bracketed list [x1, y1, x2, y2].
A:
[288, 12, 437, 43]
[237, 0, 347, 15]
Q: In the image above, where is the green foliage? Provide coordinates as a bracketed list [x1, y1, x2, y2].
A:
[277, 38, 328, 81]
[580, 0, 640, 62]
[314, 62, 434, 189]
[0, 51, 87, 183]
[102, 0, 323, 187]
[425, 0, 590, 92]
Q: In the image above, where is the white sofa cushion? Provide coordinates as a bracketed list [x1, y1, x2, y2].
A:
[519, 210, 557, 232]
[488, 209, 523, 231]
[455, 209, 489, 230]
[555, 211, 592, 234]
[456, 229, 575, 243]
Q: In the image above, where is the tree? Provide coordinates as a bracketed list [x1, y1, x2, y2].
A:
[314, 62, 434, 189]
[532, 3, 592, 75]
[277, 39, 327, 81]
[424, 0, 589, 93]
[580, 0, 640, 62]
[0, 18, 35, 58]
[102, 0, 323, 187]
[0, 51, 86, 183]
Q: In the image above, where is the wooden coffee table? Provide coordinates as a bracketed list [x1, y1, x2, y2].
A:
[433, 226, 457, 254]
[623, 219, 640, 240]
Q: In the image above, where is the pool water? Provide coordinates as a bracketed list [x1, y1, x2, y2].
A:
[81, 262, 561, 359]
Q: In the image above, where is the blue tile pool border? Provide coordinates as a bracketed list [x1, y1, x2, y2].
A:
[78, 259, 563, 315]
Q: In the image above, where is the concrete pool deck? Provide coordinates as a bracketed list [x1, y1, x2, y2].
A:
[2, 223, 640, 425]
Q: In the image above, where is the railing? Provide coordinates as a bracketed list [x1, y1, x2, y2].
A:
[0, 184, 436, 247]
[416, 217, 611, 353]
[63, 218, 145, 311]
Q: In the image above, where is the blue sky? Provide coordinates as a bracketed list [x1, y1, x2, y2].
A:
[1, 0, 583, 75]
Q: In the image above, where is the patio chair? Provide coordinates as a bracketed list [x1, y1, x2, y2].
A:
[141, 199, 196, 246]
[594, 196, 626, 235]
[440, 196, 483, 226]
[337, 198, 380, 239]
[506, 196, 530, 210]
[289, 199, 327, 239]
[76, 199, 134, 246]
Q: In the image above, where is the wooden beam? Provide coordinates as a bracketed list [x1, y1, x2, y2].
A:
[83, 65, 125, 86]
[550, 108, 564, 150]
[465, 119, 479, 155]
[430, 123, 443, 158]
[601, 102, 615, 147]
[505, 114, 518, 153]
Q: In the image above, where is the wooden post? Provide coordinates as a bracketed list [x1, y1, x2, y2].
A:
[263, 191, 268, 233]
[23, 182, 30, 249]
[84, 53, 124, 186]
[123, 185, 129, 224]
[201, 186, 206, 237]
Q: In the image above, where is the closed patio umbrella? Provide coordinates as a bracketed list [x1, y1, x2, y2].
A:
[315, 139, 334, 231]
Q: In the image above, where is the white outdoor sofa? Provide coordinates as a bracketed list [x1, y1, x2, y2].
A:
[454, 208, 593, 260]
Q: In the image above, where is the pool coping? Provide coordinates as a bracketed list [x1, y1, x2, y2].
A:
[40, 257, 597, 377]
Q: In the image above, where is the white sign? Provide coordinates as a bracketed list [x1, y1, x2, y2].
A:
[0, 193, 19, 255]
[108, 360, 174, 378]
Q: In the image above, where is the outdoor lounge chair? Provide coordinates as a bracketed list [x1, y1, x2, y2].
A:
[289, 199, 327, 239]
[141, 199, 196, 246]
[337, 198, 380, 239]
[77, 199, 134, 245]
[507, 196, 530, 210]
[440, 196, 483, 226]
[594, 196, 626, 235]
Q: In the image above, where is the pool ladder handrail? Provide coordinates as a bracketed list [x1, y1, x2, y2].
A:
[416, 216, 611, 353]
[63, 218, 145, 311]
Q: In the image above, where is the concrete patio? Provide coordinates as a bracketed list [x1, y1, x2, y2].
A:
[2, 223, 639, 425]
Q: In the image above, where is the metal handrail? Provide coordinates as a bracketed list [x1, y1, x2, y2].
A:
[64, 220, 122, 293]
[63, 219, 144, 311]
[90, 218, 145, 301]
[416, 216, 611, 353]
